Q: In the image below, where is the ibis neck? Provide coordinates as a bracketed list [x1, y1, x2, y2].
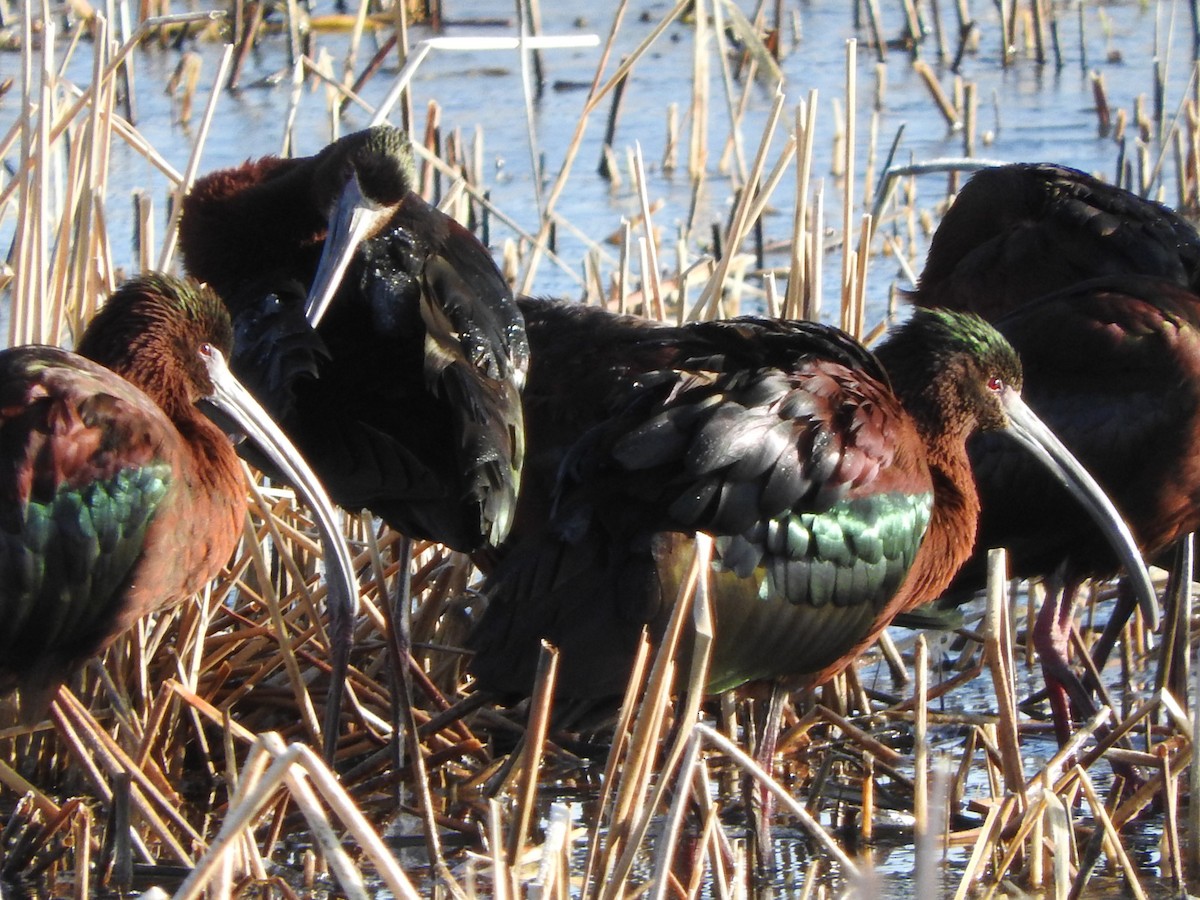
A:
[904, 453, 980, 608]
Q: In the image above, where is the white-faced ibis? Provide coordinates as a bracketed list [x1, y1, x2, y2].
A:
[908, 162, 1200, 742]
[467, 300, 1153, 708]
[179, 125, 528, 553]
[0, 274, 357, 755]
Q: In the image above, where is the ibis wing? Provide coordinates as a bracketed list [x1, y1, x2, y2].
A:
[560, 359, 932, 609]
[419, 254, 526, 546]
[0, 348, 174, 691]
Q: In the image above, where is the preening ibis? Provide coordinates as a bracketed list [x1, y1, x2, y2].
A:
[467, 300, 1153, 710]
[0, 274, 357, 758]
[908, 162, 1200, 740]
[179, 125, 528, 553]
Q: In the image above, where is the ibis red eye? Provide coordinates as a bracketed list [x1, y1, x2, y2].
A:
[199, 343, 215, 359]
[987, 376, 1004, 392]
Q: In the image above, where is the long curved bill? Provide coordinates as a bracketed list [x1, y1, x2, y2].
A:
[200, 344, 359, 763]
[304, 174, 395, 327]
[1001, 390, 1159, 631]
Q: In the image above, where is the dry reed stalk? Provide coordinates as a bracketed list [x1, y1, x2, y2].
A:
[0, 760, 60, 818]
[763, 269, 779, 316]
[342, 0, 373, 94]
[239, 509, 323, 748]
[156, 42, 233, 271]
[1161, 745, 1185, 889]
[663, 101, 680, 171]
[51, 691, 195, 864]
[689, 0, 711, 182]
[861, 752, 875, 841]
[692, 87, 786, 320]
[595, 541, 712, 897]
[709, 0, 747, 183]
[952, 793, 1018, 900]
[976, 794, 1052, 896]
[1030, 706, 1111, 795]
[617, 218, 632, 314]
[579, 634, 651, 891]
[863, 0, 885, 62]
[784, 91, 817, 320]
[408, 139, 582, 286]
[1192, 619, 1200, 874]
[913, 60, 962, 129]
[301, 53, 374, 117]
[913, 635, 929, 841]
[0, 12, 220, 215]
[506, 642, 559, 864]
[9, 10, 48, 349]
[609, 536, 716, 896]
[58, 16, 114, 344]
[518, 0, 687, 294]
[531, 801, 574, 899]
[280, 57, 305, 156]
[983, 549, 1026, 802]
[839, 39, 857, 326]
[176, 734, 422, 900]
[1043, 786, 1073, 897]
[647, 729, 703, 900]
[807, 178, 825, 322]
[741, 132, 798, 236]
[632, 142, 664, 318]
[696, 724, 860, 876]
[1073, 766, 1149, 900]
[813, 705, 901, 766]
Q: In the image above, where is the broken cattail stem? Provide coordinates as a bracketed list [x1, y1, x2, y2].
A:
[1092, 70, 1112, 136]
[913, 59, 962, 128]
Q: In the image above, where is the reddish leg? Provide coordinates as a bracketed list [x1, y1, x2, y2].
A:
[1033, 576, 1095, 747]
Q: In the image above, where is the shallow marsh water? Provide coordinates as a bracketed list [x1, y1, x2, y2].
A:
[0, 1, 1197, 897]
[4, 1, 1199, 313]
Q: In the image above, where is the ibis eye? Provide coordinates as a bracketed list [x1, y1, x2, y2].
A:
[987, 375, 1004, 392]
[199, 343, 215, 359]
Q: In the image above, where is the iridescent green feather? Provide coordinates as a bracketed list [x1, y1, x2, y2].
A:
[714, 491, 933, 610]
[0, 465, 171, 667]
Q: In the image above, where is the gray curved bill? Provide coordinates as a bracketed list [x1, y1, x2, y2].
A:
[200, 345, 358, 762]
[1001, 390, 1159, 631]
[304, 174, 394, 327]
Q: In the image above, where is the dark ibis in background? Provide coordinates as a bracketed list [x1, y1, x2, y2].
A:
[907, 161, 1200, 740]
[467, 301, 1153, 711]
[945, 276, 1200, 737]
[913, 162, 1200, 318]
[178, 125, 528, 554]
[0, 274, 358, 759]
